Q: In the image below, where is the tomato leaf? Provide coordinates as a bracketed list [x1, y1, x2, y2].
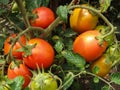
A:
[8, 76, 24, 90]
[62, 50, 86, 70]
[63, 72, 74, 90]
[110, 72, 120, 85]
[101, 85, 110, 90]
[99, 0, 112, 13]
[54, 40, 64, 53]
[56, 6, 68, 23]
[25, 0, 49, 11]
[0, 0, 9, 4]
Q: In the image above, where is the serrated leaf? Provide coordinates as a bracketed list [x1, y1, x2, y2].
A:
[93, 77, 99, 83]
[0, 0, 9, 4]
[62, 50, 86, 70]
[99, 0, 112, 13]
[63, 72, 74, 90]
[56, 6, 68, 23]
[102, 85, 110, 90]
[110, 72, 120, 85]
[54, 40, 64, 53]
[10, 76, 24, 90]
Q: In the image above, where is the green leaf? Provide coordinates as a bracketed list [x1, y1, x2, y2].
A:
[54, 40, 64, 53]
[0, 8, 7, 16]
[0, 0, 9, 4]
[99, 0, 112, 13]
[93, 77, 99, 83]
[101, 85, 110, 90]
[56, 6, 68, 23]
[9, 76, 24, 90]
[62, 50, 86, 70]
[25, 0, 49, 11]
[63, 72, 74, 90]
[0, 36, 6, 50]
[110, 72, 120, 85]
[92, 66, 100, 74]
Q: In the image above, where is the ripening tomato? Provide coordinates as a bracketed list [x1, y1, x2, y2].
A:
[7, 61, 32, 88]
[91, 55, 112, 77]
[30, 6, 55, 28]
[23, 38, 55, 69]
[70, 5, 98, 33]
[4, 34, 26, 59]
[73, 30, 107, 62]
[30, 72, 58, 90]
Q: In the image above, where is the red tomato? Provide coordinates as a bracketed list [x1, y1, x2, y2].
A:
[73, 30, 107, 62]
[4, 34, 26, 59]
[7, 61, 32, 88]
[30, 6, 55, 28]
[23, 38, 55, 69]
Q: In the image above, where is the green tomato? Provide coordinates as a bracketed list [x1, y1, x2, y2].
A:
[30, 73, 58, 90]
[12, 0, 26, 13]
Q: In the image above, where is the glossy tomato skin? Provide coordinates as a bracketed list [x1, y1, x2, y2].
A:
[4, 34, 26, 59]
[7, 62, 32, 88]
[73, 30, 107, 62]
[30, 6, 55, 28]
[91, 55, 112, 77]
[23, 38, 55, 69]
[70, 5, 98, 33]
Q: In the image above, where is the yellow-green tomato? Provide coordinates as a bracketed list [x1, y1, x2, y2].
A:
[30, 73, 58, 90]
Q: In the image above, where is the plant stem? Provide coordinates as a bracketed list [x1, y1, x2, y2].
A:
[68, 5, 115, 39]
[15, 0, 30, 28]
[86, 72, 115, 90]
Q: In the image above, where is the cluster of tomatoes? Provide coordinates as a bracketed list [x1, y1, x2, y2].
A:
[3, 7, 58, 90]
[70, 5, 112, 77]
[2, 3, 116, 90]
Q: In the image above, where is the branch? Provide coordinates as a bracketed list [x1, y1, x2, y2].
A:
[15, 0, 30, 28]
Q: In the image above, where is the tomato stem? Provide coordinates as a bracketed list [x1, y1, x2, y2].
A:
[86, 71, 115, 90]
[14, 0, 30, 28]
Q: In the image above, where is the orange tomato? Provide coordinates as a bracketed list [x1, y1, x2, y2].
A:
[4, 34, 26, 59]
[70, 5, 98, 33]
[91, 55, 112, 77]
[73, 30, 107, 62]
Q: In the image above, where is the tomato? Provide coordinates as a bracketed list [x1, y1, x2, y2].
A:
[30, 6, 55, 28]
[12, 0, 26, 13]
[7, 61, 32, 88]
[4, 34, 26, 59]
[73, 30, 107, 62]
[91, 55, 112, 77]
[23, 38, 55, 69]
[30, 72, 58, 90]
[70, 5, 98, 33]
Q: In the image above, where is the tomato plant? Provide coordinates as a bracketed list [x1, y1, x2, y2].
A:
[4, 34, 26, 59]
[73, 30, 107, 62]
[0, 0, 120, 90]
[7, 61, 32, 88]
[69, 5, 98, 33]
[23, 38, 55, 69]
[30, 6, 55, 28]
[91, 55, 112, 77]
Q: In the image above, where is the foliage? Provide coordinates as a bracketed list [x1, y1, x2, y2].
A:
[0, 0, 120, 90]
